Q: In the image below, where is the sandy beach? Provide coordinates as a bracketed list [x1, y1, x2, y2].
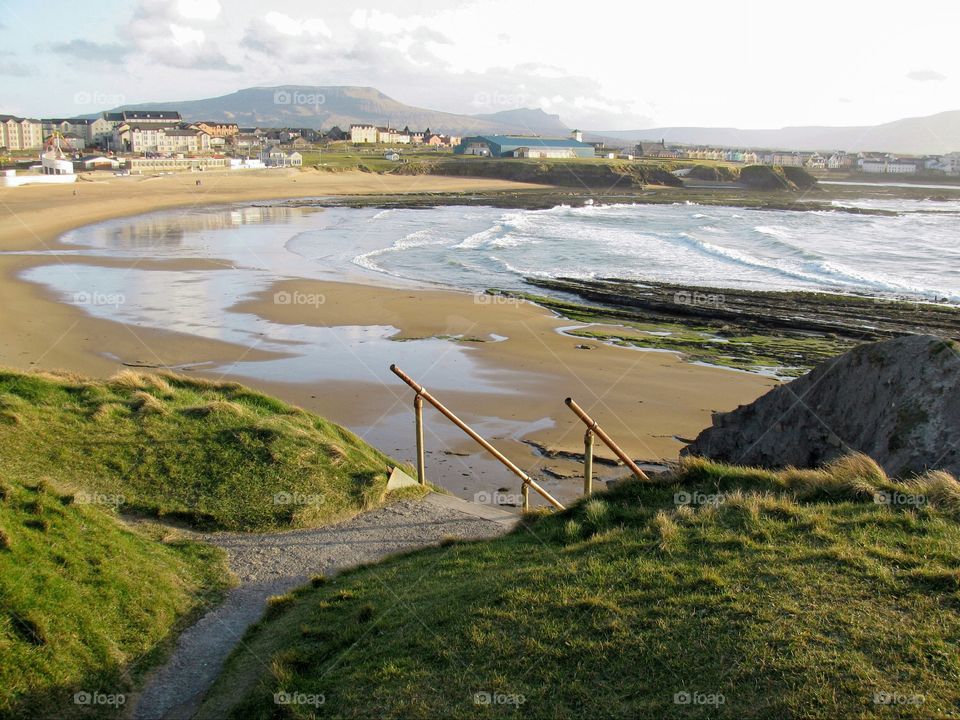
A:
[0, 168, 775, 501]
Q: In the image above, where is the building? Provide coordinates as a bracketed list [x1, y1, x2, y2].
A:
[61, 132, 86, 151]
[827, 152, 855, 169]
[40, 136, 74, 175]
[156, 128, 210, 154]
[77, 155, 123, 171]
[0, 115, 43, 150]
[190, 121, 239, 139]
[637, 141, 680, 159]
[454, 135, 594, 158]
[377, 128, 411, 143]
[860, 155, 920, 174]
[114, 123, 178, 152]
[128, 156, 229, 173]
[260, 148, 303, 167]
[350, 125, 379, 143]
[42, 118, 97, 143]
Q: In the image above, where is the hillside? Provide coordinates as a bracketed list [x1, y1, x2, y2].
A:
[0, 369, 407, 531]
[470, 108, 570, 136]
[0, 467, 230, 719]
[199, 453, 960, 719]
[101, 86, 568, 135]
[594, 110, 960, 154]
[395, 158, 684, 188]
[685, 335, 960, 478]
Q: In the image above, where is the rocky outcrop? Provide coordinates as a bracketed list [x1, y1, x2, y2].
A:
[682, 335, 960, 478]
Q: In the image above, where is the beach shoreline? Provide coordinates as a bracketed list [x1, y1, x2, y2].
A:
[0, 168, 799, 502]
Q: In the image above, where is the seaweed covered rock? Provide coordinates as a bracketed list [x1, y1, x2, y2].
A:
[683, 335, 960, 478]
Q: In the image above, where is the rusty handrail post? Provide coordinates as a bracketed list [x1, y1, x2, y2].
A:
[414, 393, 426, 485]
[583, 429, 594, 495]
[391, 364, 565, 511]
[565, 398, 650, 481]
[521, 484, 529, 512]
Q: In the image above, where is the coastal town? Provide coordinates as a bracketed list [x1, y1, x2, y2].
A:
[2, 108, 958, 188]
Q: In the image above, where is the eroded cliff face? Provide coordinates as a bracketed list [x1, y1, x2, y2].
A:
[683, 335, 960, 478]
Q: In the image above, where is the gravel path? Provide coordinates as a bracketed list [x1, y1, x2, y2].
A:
[131, 494, 517, 720]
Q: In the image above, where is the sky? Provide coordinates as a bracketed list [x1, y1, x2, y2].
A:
[1, 0, 958, 130]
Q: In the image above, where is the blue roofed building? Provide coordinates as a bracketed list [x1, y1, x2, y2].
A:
[454, 134, 595, 159]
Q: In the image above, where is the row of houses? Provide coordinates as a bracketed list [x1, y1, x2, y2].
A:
[349, 125, 460, 146]
[634, 141, 960, 175]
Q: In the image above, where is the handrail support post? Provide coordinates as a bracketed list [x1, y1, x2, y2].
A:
[414, 393, 426, 485]
[584, 429, 594, 495]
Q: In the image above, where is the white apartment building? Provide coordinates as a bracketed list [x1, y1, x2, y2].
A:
[0, 115, 44, 150]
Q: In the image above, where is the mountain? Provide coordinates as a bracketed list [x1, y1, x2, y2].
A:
[89, 85, 958, 153]
[96, 86, 574, 136]
[470, 108, 570, 136]
[591, 111, 960, 155]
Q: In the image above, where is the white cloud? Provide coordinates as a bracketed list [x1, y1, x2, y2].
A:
[264, 11, 332, 38]
[169, 24, 205, 47]
[907, 69, 947, 82]
[177, 0, 221, 21]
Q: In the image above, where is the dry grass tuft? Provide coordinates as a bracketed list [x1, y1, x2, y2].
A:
[92, 402, 124, 421]
[0, 527, 10, 550]
[181, 401, 247, 419]
[31, 370, 87, 386]
[324, 442, 348, 465]
[911, 470, 960, 512]
[157, 371, 242, 392]
[651, 510, 679, 551]
[130, 391, 168, 415]
[109, 370, 172, 395]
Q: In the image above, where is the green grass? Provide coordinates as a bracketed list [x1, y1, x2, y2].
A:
[0, 468, 231, 719]
[200, 454, 960, 719]
[0, 369, 410, 531]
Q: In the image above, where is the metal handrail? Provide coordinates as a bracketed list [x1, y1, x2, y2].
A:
[390, 364, 565, 511]
[565, 397, 650, 482]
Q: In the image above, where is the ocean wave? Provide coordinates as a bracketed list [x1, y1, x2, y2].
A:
[452, 224, 504, 249]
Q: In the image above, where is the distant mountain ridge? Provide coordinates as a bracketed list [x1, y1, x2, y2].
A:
[593, 111, 960, 155]
[95, 85, 572, 136]
[86, 85, 959, 154]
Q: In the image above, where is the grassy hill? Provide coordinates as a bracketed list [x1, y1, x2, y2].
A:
[199, 454, 960, 719]
[0, 468, 230, 719]
[395, 158, 685, 188]
[0, 370, 408, 531]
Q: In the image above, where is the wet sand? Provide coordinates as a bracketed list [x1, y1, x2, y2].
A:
[0, 168, 776, 503]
